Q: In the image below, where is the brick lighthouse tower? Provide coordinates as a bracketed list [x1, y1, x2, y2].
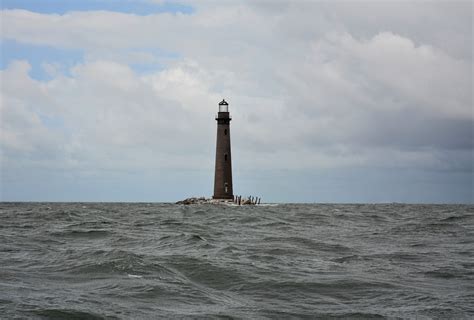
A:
[213, 99, 234, 200]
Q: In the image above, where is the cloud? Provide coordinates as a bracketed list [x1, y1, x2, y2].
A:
[1, 2, 472, 201]
[1, 59, 216, 172]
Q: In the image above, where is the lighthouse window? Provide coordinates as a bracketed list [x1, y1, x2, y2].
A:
[224, 129, 227, 135]
[224, 154, 228, 161]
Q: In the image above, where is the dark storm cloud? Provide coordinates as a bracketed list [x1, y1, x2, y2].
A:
[352, 110, 473, 151]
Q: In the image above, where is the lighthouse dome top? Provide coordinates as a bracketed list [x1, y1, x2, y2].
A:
[218, 99, 229, 112]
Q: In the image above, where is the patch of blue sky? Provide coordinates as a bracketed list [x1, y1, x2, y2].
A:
[39, 113, 66, 130]
[1, 0, 195, 15]
[1, 39, 84, 80]
[1, 38, 181, 79]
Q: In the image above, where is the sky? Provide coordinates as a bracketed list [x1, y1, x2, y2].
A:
[0, 0, 472, 203]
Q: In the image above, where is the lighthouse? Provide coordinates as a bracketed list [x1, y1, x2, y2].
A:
[213, 99, 234, 200]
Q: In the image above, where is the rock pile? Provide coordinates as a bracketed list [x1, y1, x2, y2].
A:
[175, 197, 212, 205]
[176, 196, 261, 205]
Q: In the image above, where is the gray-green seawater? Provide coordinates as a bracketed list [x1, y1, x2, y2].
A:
[1, 203, 473, 319]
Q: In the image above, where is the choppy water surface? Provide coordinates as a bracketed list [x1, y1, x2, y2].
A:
[1, 203, 473, 319]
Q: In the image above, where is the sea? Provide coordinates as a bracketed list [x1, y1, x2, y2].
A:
[0, 202, 473, 319]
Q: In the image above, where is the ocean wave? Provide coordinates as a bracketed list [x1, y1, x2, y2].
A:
[1, 202, 472, 319]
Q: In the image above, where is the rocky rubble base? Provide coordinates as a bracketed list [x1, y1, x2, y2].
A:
[175, 197, 219, 205]
[176, 197, 257, 205]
